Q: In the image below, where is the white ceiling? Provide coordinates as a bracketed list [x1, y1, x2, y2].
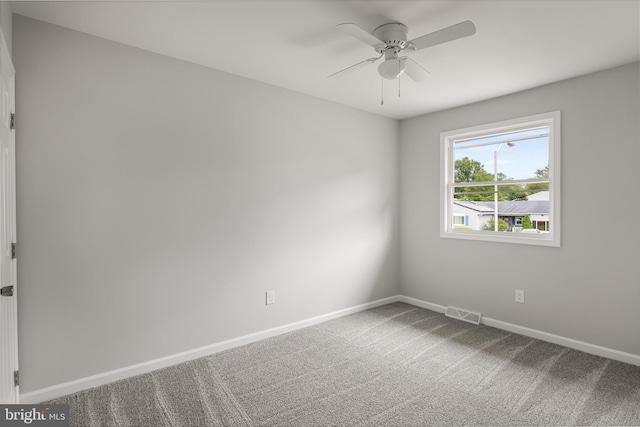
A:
[11, 0, 640, 120]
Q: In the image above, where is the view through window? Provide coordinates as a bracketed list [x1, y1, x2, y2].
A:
[441, 111, 560, 246]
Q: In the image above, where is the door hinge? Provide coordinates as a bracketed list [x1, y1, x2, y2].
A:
[11, 242, 16, 259]
[10, 113, 14, 130]
[14, 371, 18, 387]
[0, 286, 13, 296]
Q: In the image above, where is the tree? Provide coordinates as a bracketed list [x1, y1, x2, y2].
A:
[454, 157, 527, 201]
[482, 218, 510, 232]
[535, 166, 549, 178]
[524, 165, 549, 194]
[521, 214, 533, 229]
[454, 157, 500, 202]
[455, 157, 493, 183]
[497, 179, 528, 201]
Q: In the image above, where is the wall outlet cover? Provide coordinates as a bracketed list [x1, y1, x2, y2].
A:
[266, 290, 275, 305]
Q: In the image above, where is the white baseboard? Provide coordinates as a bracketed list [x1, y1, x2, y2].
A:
[479, 316, 640, 366]
[399, 295, 640, 367]
[21, 293, 640, 403]
[20, 295, 401, 404]
[397, 295, 447, 313]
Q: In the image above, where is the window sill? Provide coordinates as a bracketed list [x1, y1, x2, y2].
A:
[441, 229, 560, 247]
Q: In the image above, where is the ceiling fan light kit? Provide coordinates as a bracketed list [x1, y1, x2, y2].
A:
[330, 19, 476, 91]
[378, 53, 406, 80]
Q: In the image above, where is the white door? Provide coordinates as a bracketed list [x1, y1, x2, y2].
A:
[0, 28, 17, 404]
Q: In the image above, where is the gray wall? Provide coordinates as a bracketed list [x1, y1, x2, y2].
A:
[400, 62, 640, 356]
[14, 15, 399, 393]
[0, 2, 11, 53]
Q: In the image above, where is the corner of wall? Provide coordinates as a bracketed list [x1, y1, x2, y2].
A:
[0, 2, 12, 55]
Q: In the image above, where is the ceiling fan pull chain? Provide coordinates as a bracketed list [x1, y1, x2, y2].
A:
[398, 60, 402, 98]
[380, 78, 384, 105]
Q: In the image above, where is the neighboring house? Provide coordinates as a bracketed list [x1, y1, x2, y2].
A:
[524, 190, 550, 231]
[453, 191, 550, 231]
[476, 200, 550, 231]
[528, 190, 549, 201]
[451, 200, 494, 230]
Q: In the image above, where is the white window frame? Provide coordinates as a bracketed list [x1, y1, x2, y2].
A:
[440, 111, 561, 247]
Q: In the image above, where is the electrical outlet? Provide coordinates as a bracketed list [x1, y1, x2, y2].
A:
[515, 289, 525, 304]
[266, 290, 275, 305]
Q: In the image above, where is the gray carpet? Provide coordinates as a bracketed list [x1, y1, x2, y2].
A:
[46, 302, 640, 426]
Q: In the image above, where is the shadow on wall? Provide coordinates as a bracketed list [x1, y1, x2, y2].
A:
[227, 169, 397, 312]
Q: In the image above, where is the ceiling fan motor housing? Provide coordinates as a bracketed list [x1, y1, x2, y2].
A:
[373, 23, 409, 52]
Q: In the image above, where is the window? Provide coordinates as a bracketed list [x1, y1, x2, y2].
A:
[452, 215, 465, 225]
[440, 111, 560, 247]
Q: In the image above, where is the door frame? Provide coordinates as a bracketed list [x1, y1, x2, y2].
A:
[0, 26, 17, 404]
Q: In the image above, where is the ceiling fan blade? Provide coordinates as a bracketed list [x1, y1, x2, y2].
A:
[408, 20, 476, 51]
[401, 57, 430, 82]
[327, 56, 380, 79]
[336, 23, 385, 48]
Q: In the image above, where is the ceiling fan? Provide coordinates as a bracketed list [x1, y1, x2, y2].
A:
[329, 20, 476, 82]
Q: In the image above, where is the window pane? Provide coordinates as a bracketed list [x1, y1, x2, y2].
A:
[454, 128, 550, 183]
[441, 110, 560, 246]
[452, 188, 550, 233]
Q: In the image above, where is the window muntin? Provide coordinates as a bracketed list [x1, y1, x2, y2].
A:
[440, 111, 560, 247]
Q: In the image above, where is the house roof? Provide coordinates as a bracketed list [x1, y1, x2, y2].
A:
[477, 200, 549, 214]
[453, 200, 495, 213]
[454, 200, 548, 215]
